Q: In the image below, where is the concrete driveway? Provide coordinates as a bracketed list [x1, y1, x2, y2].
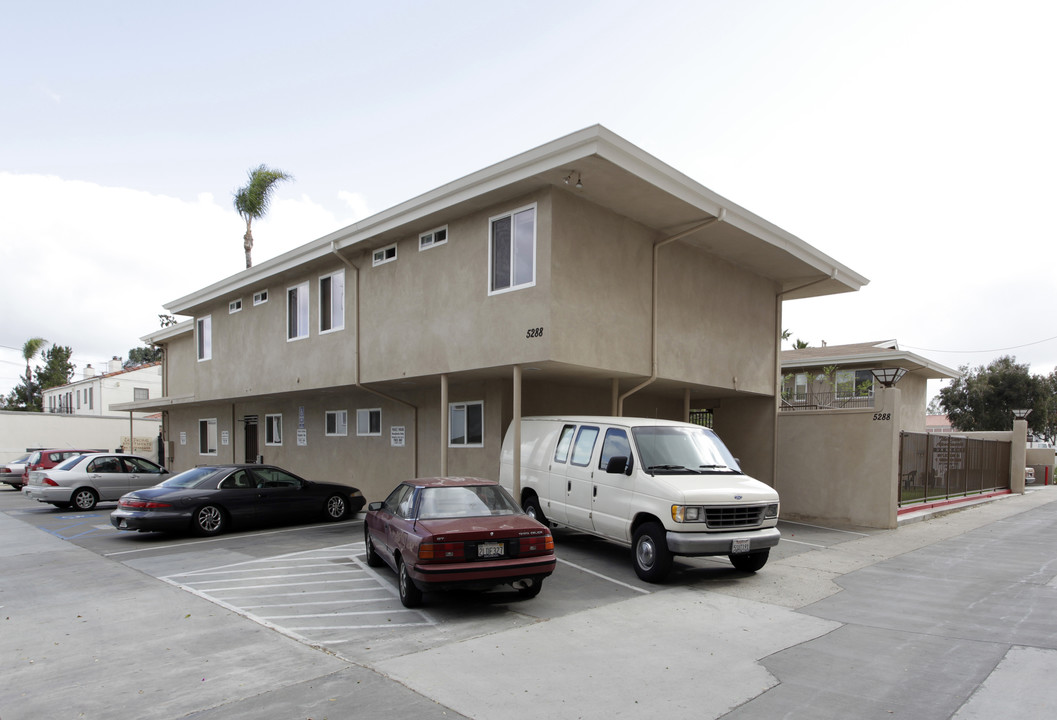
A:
[2, 487, 1056, 719]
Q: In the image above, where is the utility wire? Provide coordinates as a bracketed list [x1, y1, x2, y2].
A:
[903, 334, 1057, 354]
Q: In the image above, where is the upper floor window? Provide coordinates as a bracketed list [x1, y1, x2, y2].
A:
[134, 387, 149, 401]
[319, 270, 345, 333]
[287, 283, 309, 341]
[489, 205, 536, 294]
[229, 298, 243, 314]
[196, 316, 212, 361]
[419, 226, 448, 251]
[836, 369, 876, 398]
[253, 290, 268, 306]
[373, 244, 397, 267]
[449, 401, 483, 448]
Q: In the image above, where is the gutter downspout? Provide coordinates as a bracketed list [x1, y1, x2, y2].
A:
[772, 269, 839, 489]
[332, 242, 419, 476]
[618, 209, 726, 415]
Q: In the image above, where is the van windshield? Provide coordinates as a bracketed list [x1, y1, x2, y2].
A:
[632, 426, 741, 475]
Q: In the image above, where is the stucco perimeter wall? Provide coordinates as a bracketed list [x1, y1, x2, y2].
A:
[0, 411, 162, 464]
[1026, 447, 1056, 485]
[714, 395, 777, 488]
[776, 386, 902, 529]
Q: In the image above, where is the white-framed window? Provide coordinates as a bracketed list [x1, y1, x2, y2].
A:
[836, 369, 876, 398]
[419, 226, 448, 251]
[357, 408, 381, 436]
[134, 387, 149, 401]
[326, 410, 348, 437]
[449, 401, 483, 447]
[253, 290, 269, 306]
[489, 204, 536, 294]
[319, 270, 345, 333]
[287, 283, 309, 341]
[199, 418, 218, 455]
[372, 244, 397, 267]
[229, 298, 243, 314]
[265, 414, 283, 446]
[196, 316, 212, 361]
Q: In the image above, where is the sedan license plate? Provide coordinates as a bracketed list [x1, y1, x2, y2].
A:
[731, 538, 751, 554]
[477, 542, 505, 558]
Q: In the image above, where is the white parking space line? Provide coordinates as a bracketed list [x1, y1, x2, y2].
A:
[557, 558, 651, 594]
[780, 519, 871, 536]
[161, 542, 433, 645]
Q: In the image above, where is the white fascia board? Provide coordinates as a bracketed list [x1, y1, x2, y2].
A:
[783, 350, 960, 379]
[141, 319, 193, 344]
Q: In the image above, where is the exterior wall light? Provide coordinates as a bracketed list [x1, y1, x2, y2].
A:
[1012, 408, 1032, 420]
[871, 367, 907, 388]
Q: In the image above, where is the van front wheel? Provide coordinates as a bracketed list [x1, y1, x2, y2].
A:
[632, 522, 672, 583]
[729, 549, 769, 573]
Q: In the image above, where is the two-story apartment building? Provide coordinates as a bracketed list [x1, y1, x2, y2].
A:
[43, 359, 162, 417]
[117, 126, 866, 503]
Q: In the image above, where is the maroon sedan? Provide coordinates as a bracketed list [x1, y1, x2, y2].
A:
[364, 477, 555, 607]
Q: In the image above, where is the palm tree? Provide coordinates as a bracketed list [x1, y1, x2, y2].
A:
[21, 337, 47, 409]
[233, 164, 292, 268]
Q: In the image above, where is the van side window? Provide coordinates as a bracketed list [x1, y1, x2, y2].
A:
[571, 426, 600, 467]
[599, 429, 631, 470]
[554, 424, 576, 463]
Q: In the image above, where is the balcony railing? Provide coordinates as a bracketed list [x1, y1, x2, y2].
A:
[780, 391, 875, 411]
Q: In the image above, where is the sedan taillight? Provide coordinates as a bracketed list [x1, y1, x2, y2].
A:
[119, 498, 172, 509]
[42, 478, 59, 487]
[518, 534, 554, 556]
[419, 541, 465, 562]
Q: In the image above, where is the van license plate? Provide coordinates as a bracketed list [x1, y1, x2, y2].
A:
[731, 539, 751, 554]
[478, 542, 504, 558]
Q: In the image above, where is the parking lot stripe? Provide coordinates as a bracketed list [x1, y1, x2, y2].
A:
[557, 558, 651, 594]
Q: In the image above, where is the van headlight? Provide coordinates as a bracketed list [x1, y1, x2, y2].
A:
[764, 503, 779, 519]
[671, 505, 705, 523]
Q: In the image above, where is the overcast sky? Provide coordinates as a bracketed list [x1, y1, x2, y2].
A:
[2, 0, 1055, 402]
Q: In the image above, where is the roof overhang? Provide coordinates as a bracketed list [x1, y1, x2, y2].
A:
[782, 341, 960, 381]
[165, 125, 867, 316]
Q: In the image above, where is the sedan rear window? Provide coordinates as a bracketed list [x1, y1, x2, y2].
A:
[417, 485, 521, 520]
[160, 467, 225, 488]
[55, 455, 86, 471]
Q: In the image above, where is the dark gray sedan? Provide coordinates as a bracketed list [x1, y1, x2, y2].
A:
[110, 464, 365, 536]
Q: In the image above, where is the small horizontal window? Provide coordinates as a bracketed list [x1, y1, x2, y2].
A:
[253, 290, 268, 306]
[229, 299, 243, 314]
[373, 244, 397, 267]
[419, 226, 448, 251]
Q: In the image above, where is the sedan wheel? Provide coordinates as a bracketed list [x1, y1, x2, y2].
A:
[364, 527, 383, 568]
[72, 488, 99, 511]
[324, 494, 348, 521]
[397, 558, 423, 608]
[193, 505, 226, 536]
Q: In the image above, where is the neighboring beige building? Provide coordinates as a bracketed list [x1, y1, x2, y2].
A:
[778, 340, 968, 529]
[117, 126, 866, 504]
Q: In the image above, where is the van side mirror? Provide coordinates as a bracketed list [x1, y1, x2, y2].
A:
[605, 456, 632, 475]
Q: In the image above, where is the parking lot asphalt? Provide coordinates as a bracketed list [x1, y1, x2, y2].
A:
[3, 486, 1057, 719]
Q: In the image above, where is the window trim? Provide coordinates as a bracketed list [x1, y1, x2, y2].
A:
[356, 408, 382, 437]
[253, 290, 269, 306]
[196, 315, 212, 361]
[448, 401, 484, 448]
[319, 269, 345, 334]
[198, 418, 218, 456]
[419, 225, 448, 251]
[228, 298, 243, 314]
[286, 282, 310, 341]
[488, 203, 537, 295]
[372, 243, 397, 267]
[265, 414, 283, 446]
[325, 409, 348, 437]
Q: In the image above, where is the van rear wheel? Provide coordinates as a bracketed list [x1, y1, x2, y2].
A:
[632, 522, 672, 582]
[522, 493, 548, 526]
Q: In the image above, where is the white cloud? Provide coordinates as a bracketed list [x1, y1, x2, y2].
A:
[0, 173, 351, 395]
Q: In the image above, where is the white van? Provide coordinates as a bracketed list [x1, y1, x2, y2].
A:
[499, 416, 780, 582]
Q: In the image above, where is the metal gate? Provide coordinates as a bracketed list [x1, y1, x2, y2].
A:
[898, 432, 1011, 506]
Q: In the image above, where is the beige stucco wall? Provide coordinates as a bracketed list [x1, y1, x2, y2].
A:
[776, 386, 901, 528]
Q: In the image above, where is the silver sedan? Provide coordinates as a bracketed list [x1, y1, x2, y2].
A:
[23, 453, 168, 510]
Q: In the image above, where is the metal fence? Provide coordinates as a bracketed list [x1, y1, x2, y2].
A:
[898, 432, 1010, 506]
[780, 391, 875, 412]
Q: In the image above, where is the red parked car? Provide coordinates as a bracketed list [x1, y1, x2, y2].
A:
[20, 449, 104, 488]
[364, 477, 555, 607]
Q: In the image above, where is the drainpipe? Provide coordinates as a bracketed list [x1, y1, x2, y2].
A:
[618, 210, 726, 415]
[332, 242, 419, 477]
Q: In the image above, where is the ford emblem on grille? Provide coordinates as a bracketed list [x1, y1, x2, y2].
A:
[734, 495, 743, 500]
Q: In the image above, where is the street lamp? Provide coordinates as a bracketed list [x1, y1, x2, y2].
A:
[871, 367, 907, 388]
[1012, 408, 1032, 420]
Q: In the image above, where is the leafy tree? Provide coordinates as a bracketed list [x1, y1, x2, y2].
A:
[36, 345, 75, 390]
[938, 356, 1048, 435]
[793, 339, 810, 349]
[233, 164, 292, 268]
[126, 346, 163, 367]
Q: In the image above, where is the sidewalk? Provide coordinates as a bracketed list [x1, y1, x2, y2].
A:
[4, 487, 1056, 719]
